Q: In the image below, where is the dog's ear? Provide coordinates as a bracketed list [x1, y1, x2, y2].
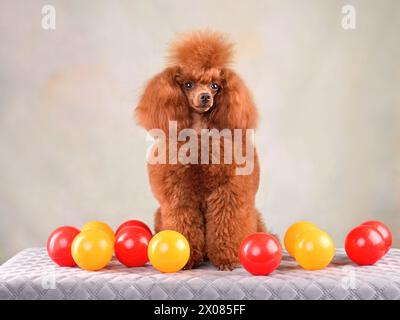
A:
[135, 66, 189, 132]
[210, 69, 258, 130]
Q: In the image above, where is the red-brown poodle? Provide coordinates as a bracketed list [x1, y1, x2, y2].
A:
[135, 30, 265, 270]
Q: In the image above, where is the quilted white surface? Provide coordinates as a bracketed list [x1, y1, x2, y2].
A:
[0, 247, 399, 300]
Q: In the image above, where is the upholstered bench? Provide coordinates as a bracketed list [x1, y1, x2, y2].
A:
[0, 247, 399, 300]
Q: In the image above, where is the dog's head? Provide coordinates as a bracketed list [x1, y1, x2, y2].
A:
[170, 31, 232, 114]
[136, 30, 258, 131]
[175, 69, 221, 113]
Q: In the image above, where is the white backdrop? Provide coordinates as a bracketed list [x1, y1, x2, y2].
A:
[0, 0, 399, 262]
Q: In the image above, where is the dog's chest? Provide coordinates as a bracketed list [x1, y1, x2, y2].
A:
[190, 113, 208, 134]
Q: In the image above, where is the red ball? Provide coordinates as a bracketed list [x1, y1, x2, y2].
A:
[47, 226, 80, 267]
[114, 226, 152, 267]
[345, 225, 386, 265]
[361, 220, 392, 254]
[239, 233, 282, 275]
[115, 220, 152, 237]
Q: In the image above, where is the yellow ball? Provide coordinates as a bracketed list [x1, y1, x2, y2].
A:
[71, 229, 114, 271]
[284, 221, 317, 257]
[81, 221, 115, 243]
[294, 229, 335, 270]
[148, 230, 190, 273]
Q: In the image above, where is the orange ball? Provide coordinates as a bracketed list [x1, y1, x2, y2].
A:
[148, 230, 190, 273]
[284, 221, 317, 257]
[81, 221, 115, 243]
[71, 229, 113, 271]
[294, 229, 335, 270]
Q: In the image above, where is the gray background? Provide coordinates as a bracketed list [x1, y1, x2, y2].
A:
[0, 0, 399, 263]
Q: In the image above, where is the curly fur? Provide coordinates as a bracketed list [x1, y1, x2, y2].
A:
[136, 30, 265, 270]
[168, 30, 234, 70]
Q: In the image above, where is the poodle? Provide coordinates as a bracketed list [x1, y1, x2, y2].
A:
[135, 30, 265, 270]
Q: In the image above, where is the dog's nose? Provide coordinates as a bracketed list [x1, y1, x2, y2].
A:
[199, 92, 211, 106]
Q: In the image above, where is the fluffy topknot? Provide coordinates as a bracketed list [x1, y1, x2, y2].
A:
[168, 30, 234, 70]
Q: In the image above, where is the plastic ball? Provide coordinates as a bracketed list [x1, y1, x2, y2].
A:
[115, 220, 152, 237]
[361, 220, 392, 254]
[284, 221, 317, 257]
[239, 233, 282, 275]
[148, 230, 190, 273]
[47, 226, 80, 267]
[115, 226, 152, 267]
[71, 229, 114, 271]
[294, 229, 335, 270]
[345, 225, 386, 265]
[81, 221, 115, 243]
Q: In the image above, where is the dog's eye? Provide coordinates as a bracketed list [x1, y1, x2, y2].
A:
[184, 81, 194, 89]
[210, 82, 219, 91]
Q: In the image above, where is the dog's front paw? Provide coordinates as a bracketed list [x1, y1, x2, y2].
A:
[183, 247, 204, 270]
[183, 257, 203, 270]
[217, 262, 239, 271]
[208, 251, 239, 271]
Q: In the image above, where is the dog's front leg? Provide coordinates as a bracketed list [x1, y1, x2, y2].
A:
[148, 162, 206, 269]
[205, 179, 258, 271]
[160, 203, 205, 269]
